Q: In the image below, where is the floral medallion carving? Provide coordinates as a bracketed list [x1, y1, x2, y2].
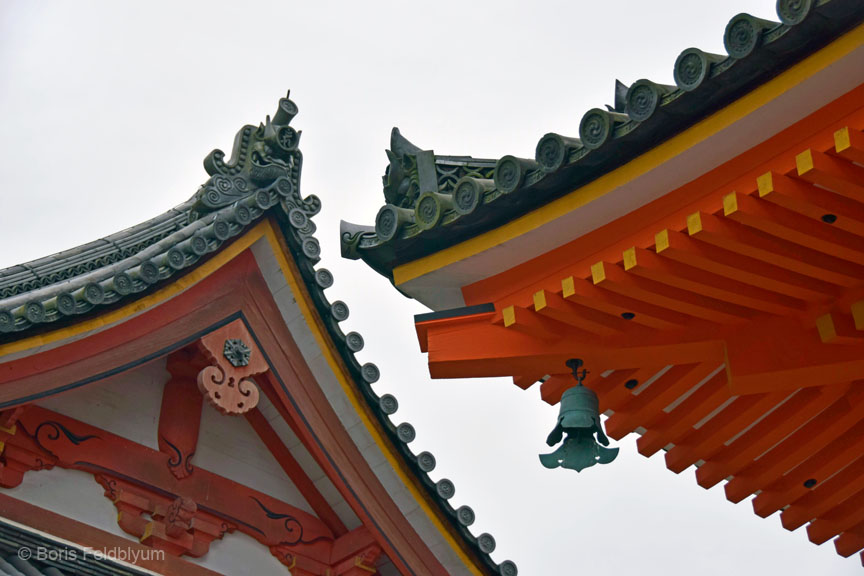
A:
[196, 320, 268, 416]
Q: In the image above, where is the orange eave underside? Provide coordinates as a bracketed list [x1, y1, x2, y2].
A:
[417, 77, 864, 563]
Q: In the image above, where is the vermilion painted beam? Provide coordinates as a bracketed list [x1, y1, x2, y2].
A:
[723, 316, 864, 394]
[796, 148, 864, 200]
[591, 260, 753, 325]
[0, 493, 222, 576]
[834, 126, 864, 165]
[15, 405, 334, 550]
[722, 191, 864, 266]
[622, 246, 802, 315]
[695, 384, 849, 488]
[636, 369, 730, 457]
[725, 388, 864, 504]
[605, 363, 718, 440]
[561, 275, 685, 331]
[158, 350, 205, 480]
[596, 365, 668, 416]
[655, 228, 836, 302]
[424, 317, 724, 379]
[665, 390, 790, 473]
[834, 522, 864, 558]
[781, 455, 864, 533]
[246, 408, 348, 537]
[807, 486, 864, 545]
[757, 171, 864, 238]
[753, 416, 864, 519]
[533, 289, 630, 337]
[816, 311, 864, 344]
[687, 211, 864, 287]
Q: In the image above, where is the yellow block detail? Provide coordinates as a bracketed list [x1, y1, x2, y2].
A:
[590, 262, 606, 284]
[796, 149, 815, 176]
[391, 23, 864, 286]
[562, 276, 576, 298]
[655, 230, 671, 253]
[816, 313, 837, 343]
[502, 305, 516, 327]
[622, 247, 638, 270]
[851, 300, 864, 331]
[0, 424, 16, 435]
[533, 290, 547, 311]
[756, 172, 775, 197]
[686, 213, 703, 235]
[722, 192, 739, 216]
[835, 126, 851, 153]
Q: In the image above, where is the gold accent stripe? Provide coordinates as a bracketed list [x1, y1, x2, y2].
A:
[392, 23, 864, 286]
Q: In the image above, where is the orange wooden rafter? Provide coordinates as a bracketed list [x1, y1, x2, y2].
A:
[604, 363, 720, 440]
[797, 147, 864, 201]
[695, 383, 850, 489]
[636, 369, 730, 457]
[591, 260, 754, 325]
[724, 387, 864, 504]
[686, 210, 864, 287]
[757, 170, 864, 239]
[722, 191, 864, 267]
[664, 390, 791, 473]
[622, 246, 803, 315]
[753, 393, 864, 519]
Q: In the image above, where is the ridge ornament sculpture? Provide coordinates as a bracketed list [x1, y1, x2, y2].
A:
[540, 359, 619, 472]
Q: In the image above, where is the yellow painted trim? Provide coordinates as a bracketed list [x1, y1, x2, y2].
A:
[796, 148, 815, 175]
[722, 192, 739, 216]
[533, 290, 547, 311]
[622, 247, 637, 271]
[816, 313, 837, 343]
[258, 221, 485, 576]
[756, 172, 774, 197]
[851, 300, 864, 331]
[686, 212, 703, 235]
[502, 305, 516, 327]
[0, 223, 269, 358]
[562, 276, 576, 298]
[835, 126, 851, 153]
[655, 229, 671, 253]
[392, 23, 864, 286]
[590, 262, 606, 284]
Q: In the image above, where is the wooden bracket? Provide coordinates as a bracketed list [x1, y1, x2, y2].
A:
[196, 319, 268, 416]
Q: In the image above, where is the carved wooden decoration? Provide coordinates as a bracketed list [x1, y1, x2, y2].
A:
[159, 350, 205, 479]
[196, 320, 267, 415]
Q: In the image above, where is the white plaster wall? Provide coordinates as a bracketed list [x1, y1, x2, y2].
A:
[186, 529, 292, 575]
[37, 357, 167, 450]
[6, 466, 133, 542]
[252, 239, 475, 575]
[195, 398, 314, 514]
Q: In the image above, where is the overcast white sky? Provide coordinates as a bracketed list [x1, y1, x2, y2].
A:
[0, 1, 859, 574]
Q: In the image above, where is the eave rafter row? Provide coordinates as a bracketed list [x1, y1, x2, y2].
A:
[419, 124, 864, 562]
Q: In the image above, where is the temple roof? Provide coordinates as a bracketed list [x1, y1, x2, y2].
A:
[342, 0, 864, 284]
[0, 95, 516, 576]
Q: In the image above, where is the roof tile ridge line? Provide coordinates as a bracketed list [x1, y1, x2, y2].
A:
[342, 0, 864, 272]
[277, 212, 518, 575]
[0, 200, 194, 279]
[0, 213, 215, 310]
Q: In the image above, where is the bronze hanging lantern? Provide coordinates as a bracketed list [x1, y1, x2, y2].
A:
[539, 359, 619, 472]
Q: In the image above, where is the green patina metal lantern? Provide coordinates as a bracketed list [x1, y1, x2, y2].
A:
[540, 359, 619, 472]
